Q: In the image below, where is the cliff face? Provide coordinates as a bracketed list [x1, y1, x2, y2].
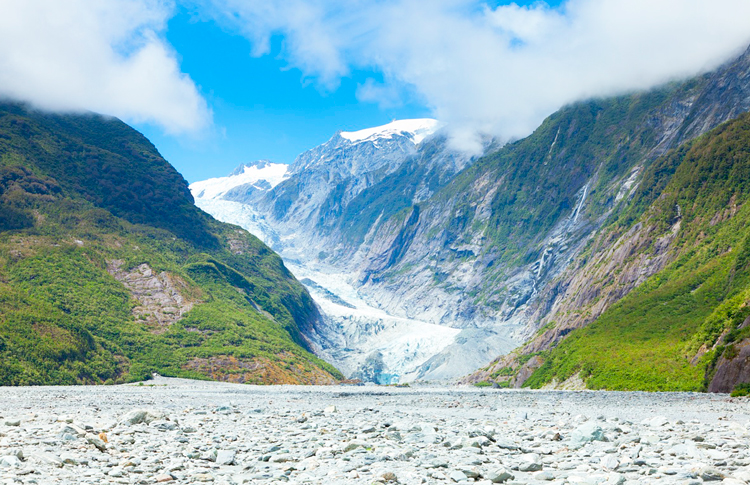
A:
[470, 108, 750, 392]
[194, 46, 750, 387]
[358, 46, 750, 382]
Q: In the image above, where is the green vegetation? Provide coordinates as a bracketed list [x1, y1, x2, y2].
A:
[731, 383, 750, 397]
[431, 79, 706, 272]
[525, 112, 750, 391]
[0, 102, 342, 385]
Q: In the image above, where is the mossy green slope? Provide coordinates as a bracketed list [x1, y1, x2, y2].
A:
[0, 102, 342, 385]
[525, 112, 750, 391]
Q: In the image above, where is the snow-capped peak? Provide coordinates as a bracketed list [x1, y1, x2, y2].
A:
[339, 118, 440, 145]
[190, 161, 289, 201]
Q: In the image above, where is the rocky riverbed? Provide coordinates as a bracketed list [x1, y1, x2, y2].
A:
[1, 377, 749, 484]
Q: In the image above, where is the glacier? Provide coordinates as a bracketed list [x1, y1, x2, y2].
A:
[190, 118, 470, 383]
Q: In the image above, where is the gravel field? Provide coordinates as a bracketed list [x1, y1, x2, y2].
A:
[1, 377, 749, 484]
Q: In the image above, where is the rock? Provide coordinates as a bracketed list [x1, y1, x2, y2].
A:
[640, 433, 660, 445]
[459, 467, 481, 478]
[324, 405, 337, 414]
[601, 455, 619, 470]
[533, 470, 555, 481]
[4, 420, 20, 427]
[700, 466, 726, 481]
[645, 416, 669, 427]
[216, 449, 236, 466]
[381, 471, 398, 482]
[466, 435, 492, 448]
[569, 422, 605, 449]
[152, 420, 178, 431]
[58, 424, 85, 438]
[269, 453, 293, 463]
[604, 473, 626, 485]
[155, 473, 174, 482]
[518, 453, 543, 472]
[494, 438, 519, 450]
[486, 468, 514, 483]
[30, 452, 63, 468]
[86, 433, 107, 451]
[118, 409, 161, 426]
[449, 469, 469, 482]
[0, 455, 21, 468]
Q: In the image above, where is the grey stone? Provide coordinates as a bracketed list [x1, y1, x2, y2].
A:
[569, 422, 605, 449]
[215, 449, 236, 466]
[486, 468, 514, 483]
[700, 466, 726, 481]
[119, 409, 161, 426]
[449, 469, 469, 482]
[86, 433, 107, 451]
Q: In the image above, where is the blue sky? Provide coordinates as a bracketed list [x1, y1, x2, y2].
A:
[138, 0, 567, 183]
[2, 0, 749, 183]
[136, 6, 433, 182]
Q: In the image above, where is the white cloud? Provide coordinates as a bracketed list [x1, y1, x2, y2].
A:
[0, 0, 210, 134]
[200, 0, 750, 152]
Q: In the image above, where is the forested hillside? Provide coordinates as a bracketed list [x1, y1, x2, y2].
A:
[0, 102, 341, 385]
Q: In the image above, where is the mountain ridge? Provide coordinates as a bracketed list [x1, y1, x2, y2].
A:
[0, 102, 342, 385]
[192, 44, 750, 387]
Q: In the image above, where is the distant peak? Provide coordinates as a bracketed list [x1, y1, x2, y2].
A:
[190, 160, 289, 201]
[230, 159, 273, 176]
[339, 119, 440, 145]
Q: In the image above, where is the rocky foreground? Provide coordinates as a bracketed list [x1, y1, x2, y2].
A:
[0, 378, 749, 484]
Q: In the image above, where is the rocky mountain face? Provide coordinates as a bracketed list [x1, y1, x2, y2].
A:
[0, 102, 342, 385]
[192, 119, 484, 383]
[195, 45, 750, 390]
[352, 45, 750, 383]
[464, 48, 750, 391]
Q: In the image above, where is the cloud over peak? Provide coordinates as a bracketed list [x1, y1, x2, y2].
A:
[202, 0, 750, 152]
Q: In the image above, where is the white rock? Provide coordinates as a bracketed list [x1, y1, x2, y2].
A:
[119, 409, 162, 426]
[519, 453, 543, 472]
[569, 422, 605, 449]
[601, 455, 619, 470]
[29, 451, 63, 468]
[216, 449, 236, 466]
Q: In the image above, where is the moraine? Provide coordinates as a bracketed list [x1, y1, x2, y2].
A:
[1, 377, 749, 484]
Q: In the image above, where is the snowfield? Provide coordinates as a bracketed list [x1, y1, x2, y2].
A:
[340, 119, 440, 145]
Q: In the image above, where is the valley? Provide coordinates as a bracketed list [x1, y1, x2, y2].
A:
[1, 7, 750, 395]
[191, 44, 750, 392]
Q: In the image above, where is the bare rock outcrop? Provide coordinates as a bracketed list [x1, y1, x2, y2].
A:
[708, 338, 750, 393]
[108, 260, 198, 332]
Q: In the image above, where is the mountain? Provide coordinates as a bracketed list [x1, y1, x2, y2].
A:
[192, 118, 484, 382]
[471, 110, 750, 392]
[194, 45, 750, 389]
[0, 102, 342, 385]
[456, 45, 750, 390]
[343, 44, 750, 383]
[190, 159, 289, 201]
